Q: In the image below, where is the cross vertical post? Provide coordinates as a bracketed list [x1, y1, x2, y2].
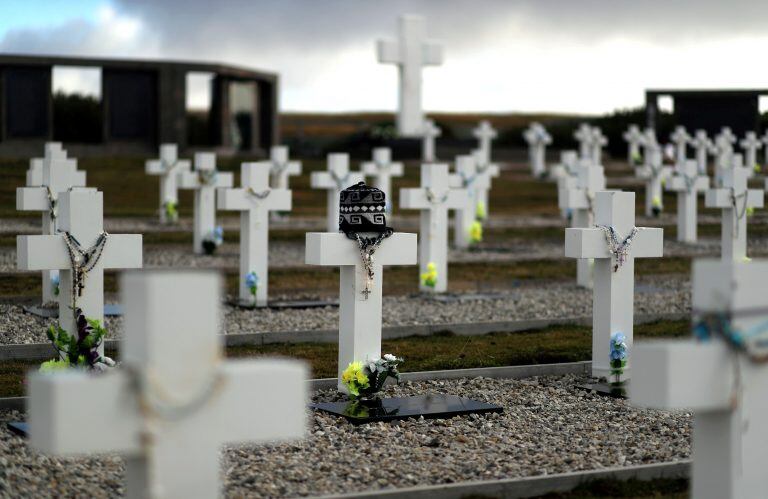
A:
[669, 126, 690, 166]
[421, 119, 441, 162]
[361, 147, 404, 212]
[690, 129, 712, 175]
[145, 143, 191, 224]
[665, 160, 709, 242]
[635, 144, 672, 216]
[524, 122, 553, 177]
[473, 120, 497, 165]
[449, 155, 491, 249]
[622, 125, 643, 165]
[740, 131, 762, 172]
[590, 127, 607, 166]
[268, 145, 302, 190]
[311, 153, 364, 233]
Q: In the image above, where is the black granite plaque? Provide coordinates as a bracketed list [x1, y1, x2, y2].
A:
[310, 394, 503, 424]
[7, 422, 28, 437]
[577, 381, 628, 399]
[22, 304, 123, 318]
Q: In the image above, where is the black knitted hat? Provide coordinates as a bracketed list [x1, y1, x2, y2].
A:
[339, 182, 390, 236]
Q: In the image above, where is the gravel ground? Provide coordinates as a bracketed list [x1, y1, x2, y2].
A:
[0, 375, 691, 498]
[0, 274, 689, 345]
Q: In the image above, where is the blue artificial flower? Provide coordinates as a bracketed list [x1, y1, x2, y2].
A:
[213, 226, 224, 245]
[51, 271, 60, 296]
[609, 332, 628, 361]
[245, 271, 259, 289]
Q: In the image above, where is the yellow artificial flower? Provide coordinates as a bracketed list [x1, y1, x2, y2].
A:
[469, 221, 483, 244]
[475, 201, 487, 221]
[421, 262, 438, 288]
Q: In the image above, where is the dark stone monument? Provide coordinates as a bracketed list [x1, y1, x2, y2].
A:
[104, 70, 157, 142]
[3, 67, 50, 139]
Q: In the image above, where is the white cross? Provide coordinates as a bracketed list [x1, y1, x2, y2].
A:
[635, 144, 672, 217]
[524, 122, 552, 177]
[310, 153, 365, 234]
[623, 125, 644, 165]
[550, 151, 582, 218]
[421, 119, 441, 162]
[632, 259, 768, 499]
[565, 191, 663, 380]
[268, 145, 302, 190]
[573, 123, 593, 162]
[590, 127, 608, 166]
[472, 148, 500, 218]
[558, 164, 607, 289]
[26, 142, 70, 186]
[711, 127, 736, 177]
[669, 126, 690, 166]
[145, 144, 191, 224]
[306, 232, 416, 391]
[361, 147, 403, 212]
[449, 155, 491, 249]
[218, 163, 291, 307]
[17, 154, 87, 305]
[400, 163, 468, 293]
[377, 14, 444, 137]
[640, 128, 658, 167]
[28, 270, 307, 498]
[705, 167, 764, 262]
[740, 131, 762, 172]
[178, 153, 234, 254]
[665, 160, 710, 243]
[761, 130, 768, 167]
[689, 129, 712, 176]
[473, 120, 498, 165]
[17, 189, 142, 351]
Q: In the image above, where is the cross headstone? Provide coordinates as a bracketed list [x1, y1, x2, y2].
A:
[145, 144, 192, 224]
[421, 119, 441, 162]
[550, 151, 581, 218]
[472, 148, 499, 218]
[711, 127, 736, 176]
[401, 163, 468, 293]
[705, 167, 764, 261]
[377, 14, 444, 137]
[632, 259, 768, 499]
[449, 155, 491, 249]
[740, 131, 762, 172]
[17, 154, 87, 305]
[590, 127, 608, 166]
[361, 147, 404, 212]
[523, 122, 552, 177]
[762, 130, 768, 167]
[640, 128, 658, 167]
[689, 129, 712, 176]
[573, 123, 593, 161]
[565, 191, 663, 380]
[218, 162, 291, 307]
[26, 142, 70, 186]
[635, 144, 672, 217]
[28, 270, 307, 499]
[268, 145, 302, 190]
[558, 164, 607, 288]
[17, 189, 142, 351]
[669, 126, 690, 166]
[623, 125, 644, 165]
[473, 120, 497, 165]
[665, 160, 709, 243]
[311, 153, 365, 233]
[178, 153, 234, 254]
[306, 233, 416, 391]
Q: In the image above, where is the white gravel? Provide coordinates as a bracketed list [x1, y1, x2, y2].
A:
[0, 375, 691, 498]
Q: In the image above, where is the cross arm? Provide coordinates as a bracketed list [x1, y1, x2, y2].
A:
[310, 171, 335, 189]
[16, 187, 47, 211]
[217, 172, 234, 188]
[28, 370, 140, 454]
[422, 42, 444, 65]
[145, 159, 164, 175]
[666, 177, 709, 192]
[102, 235, 143, 269]
[284, 161, 302, 175]
[217, 188, 291, 211]
[17, 234, 142, 270]
[305, 232, 417, 267]
[215, 359, 308, 443]
[376, 39, 400, 64]
[178, 171, 201, 189]
[631, 340, 732, 411]
[706, 188, 765, 209]
[362, 162, 404, 177]
[565, 227, 663, 259]
[558, 188, 587, 210]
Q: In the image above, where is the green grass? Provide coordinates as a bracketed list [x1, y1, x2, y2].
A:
[0, 321, 689, 398]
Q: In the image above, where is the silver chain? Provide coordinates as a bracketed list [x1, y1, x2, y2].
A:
[330, 170, 351, 191]
[198, 170, 218, 186]
[354, 230, 392, 300]
[426, 189, 449, 205]
[246, 187, 271, 201]
[597, 225, 638, 272]
[730, 188, 750, 237]
[62, 231, 109, 309]
[45, 186, 58, 222]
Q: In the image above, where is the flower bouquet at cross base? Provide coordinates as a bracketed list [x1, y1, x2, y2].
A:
[631, 152, 643, 167]
[245, 271, 259, 303]
[609, 332, 628, 385]
[341, 354, 403, 400]
[40, 308, 116, 372]
[475, 201, 487, 221]
[202, 226, 224, 255]
[421, 262, 438, 289]
[163, 200, 179, 223]
[651, 196, 662, 217]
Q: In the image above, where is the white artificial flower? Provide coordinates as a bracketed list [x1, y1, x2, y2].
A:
[383, 354, 396, 362]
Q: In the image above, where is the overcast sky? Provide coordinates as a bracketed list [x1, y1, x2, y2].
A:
[2, 0, 768, 114]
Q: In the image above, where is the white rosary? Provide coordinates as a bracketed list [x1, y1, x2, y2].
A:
[597, 225, 638, 272]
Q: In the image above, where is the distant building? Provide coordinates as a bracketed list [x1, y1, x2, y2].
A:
[0, 54, 278, 157]
[645, 89, 767, 136]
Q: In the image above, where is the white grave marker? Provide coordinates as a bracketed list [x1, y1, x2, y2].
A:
[689, 129, 712, 175]
[762, 129, 768, 166]
[590, 127, 608, 166]
[740, 131, 762, 172]
[632, 259, 768, 499]
[622, 125, 644, 165]
[558, 164, 607, 288]
[306, 233, 416, 390]
[17, 154, 87, 305]
[421, 119, 441, 162]
[311, 153, 365, 233]
[711, 127, 736, 176]
[28, 270, 307, 499]
[377, 14, 444, 137]
[449, 155, 491, 249]
[400, 163, 468, 293]
[17, 189, 142, 350]
[473, 120, 497, 165]
[472, 149, 500, 218]
[669, 126, 690, 166]
[178, 153, 234, 254]
[574, 123, 593, 161]
[705, 167, 764, 261]
[218, 162, 291, 307]
[635, 144, 672, 217]
[524, 122, 552, 177]
[550, 151, 581, 218]
[145, 144, 191, 224]
[268, 145, 302, 190]
[361, 147, 403, 211]
[665, 160, 709, 243]
[565, 191, 663, 380]
[26, 142, 70, 186]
